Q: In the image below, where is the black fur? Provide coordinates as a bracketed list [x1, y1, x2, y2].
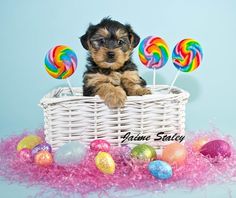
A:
[80, 17, 140, 51]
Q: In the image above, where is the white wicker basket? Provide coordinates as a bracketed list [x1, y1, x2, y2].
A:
[40, 85, 189, 151]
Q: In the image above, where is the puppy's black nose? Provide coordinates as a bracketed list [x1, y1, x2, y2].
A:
[107, 51, 115, 59]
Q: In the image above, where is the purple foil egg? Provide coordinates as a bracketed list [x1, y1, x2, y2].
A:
[121, 145, 131, 160]
[200, 140, 231, 158]
[90, 139, 111, 152]
[31, 143, 52, 156]
[18, 148, 33, 163]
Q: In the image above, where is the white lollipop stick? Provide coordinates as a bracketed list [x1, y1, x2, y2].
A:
[66, 78, 75, 95]
[148, 57, 157, 89]
[153, 68, 156, 89]
[168, 70, 180, 93]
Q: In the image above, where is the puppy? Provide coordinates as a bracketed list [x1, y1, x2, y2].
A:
[80, 18, 151, 108]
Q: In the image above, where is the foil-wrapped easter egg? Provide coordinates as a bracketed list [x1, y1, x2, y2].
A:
[131, 144, 156, 161]
[148, 160, 173, 180]
[95, 152, 116, 175]
[32, 143, 52, 157]
[54, 141, 87, 166]
[162, 142, 187, 166]
[90, 139, 111, 152]
[34, 150, 53, 167]
[17, 135, 42, 151]
[200, 140, 231, 158]
[120, 145, 132, 160]
[18, 148, 33, 163]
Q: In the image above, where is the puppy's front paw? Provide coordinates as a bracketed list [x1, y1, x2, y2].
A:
[109, 72, 122, 86]
[136, 87, 152, 96]
[102, 86, 127, 108]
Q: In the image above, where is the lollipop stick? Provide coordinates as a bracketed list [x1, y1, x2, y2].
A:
[168, 70, 180, 93]
[66, 78, 75, 95]
[153, 68, 156, 89]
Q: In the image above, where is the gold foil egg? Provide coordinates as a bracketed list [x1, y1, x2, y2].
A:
[17, 135, 42, 151]
[95, 152, 116, 175]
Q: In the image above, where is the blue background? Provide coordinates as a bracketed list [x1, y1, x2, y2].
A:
[1, 0, 236, 197]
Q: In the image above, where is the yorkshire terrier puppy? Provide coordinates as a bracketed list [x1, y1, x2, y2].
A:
[80, 18, 151, 108]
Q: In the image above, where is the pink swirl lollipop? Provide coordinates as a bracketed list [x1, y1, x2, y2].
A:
[138, 36, 170, 87]
[138, 36, 170, 69]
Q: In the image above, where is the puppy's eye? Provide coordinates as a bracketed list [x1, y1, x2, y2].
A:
[99, 38, 105, 45]
[118, 40, 125, 46]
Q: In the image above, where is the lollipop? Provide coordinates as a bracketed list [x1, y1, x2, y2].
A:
[44, 45, 77, 95]
[172, 39, 203, 72]
[138, 36, 169, 87]
[44, 45, 77, 79]
[139, 36, 169, 69]
[169, 39, 203, 92]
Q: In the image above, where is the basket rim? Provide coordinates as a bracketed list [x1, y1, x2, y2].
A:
[39, 85, 190, 106]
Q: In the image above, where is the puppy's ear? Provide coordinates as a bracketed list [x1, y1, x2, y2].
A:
[125, 24, 140, 48]
[80, 33, 89, 50]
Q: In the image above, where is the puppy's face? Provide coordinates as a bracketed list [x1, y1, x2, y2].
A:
[81, 18, 140, 70]
[89, 28, 131, 69]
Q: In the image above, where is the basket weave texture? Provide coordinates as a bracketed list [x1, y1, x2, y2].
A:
[40, 85, 189, 151]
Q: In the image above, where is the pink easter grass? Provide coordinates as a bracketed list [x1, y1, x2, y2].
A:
[0, 128, 236, 197]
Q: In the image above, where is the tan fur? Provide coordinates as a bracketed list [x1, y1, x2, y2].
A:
[96, 28, 109, 37]
[89, 47, 131, 70]
[84, 72, 127, 107]
[85, 73, 109, 88]
[121, 71, 151, 96]
[109, 71, 122, 86]
[115, 29, 128, 39]
[97, 84, 126, 108]
[85, 68, 151, 103]
[85, 72, 122, 88]
[122, 71, 141, 84]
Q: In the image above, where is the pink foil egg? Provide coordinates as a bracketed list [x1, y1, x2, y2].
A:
[90, 139, 111, 152]
[18, 148, 33, 163]
[200, 140, 231, 158]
